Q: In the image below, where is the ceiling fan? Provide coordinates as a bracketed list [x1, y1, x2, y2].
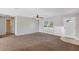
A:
[35, 8, 44, 20]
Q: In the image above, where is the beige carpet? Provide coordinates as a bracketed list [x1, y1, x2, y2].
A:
[0, 32, 79, 51]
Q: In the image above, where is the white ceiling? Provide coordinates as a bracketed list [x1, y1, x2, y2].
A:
[0, 8, 79, 17]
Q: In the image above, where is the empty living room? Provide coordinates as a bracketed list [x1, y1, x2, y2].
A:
[0, 8, 79, 51]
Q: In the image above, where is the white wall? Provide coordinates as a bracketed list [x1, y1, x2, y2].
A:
[62, 14, 79, 39]
[15, 16, 39, 35]
[11, 19, 15, 33]
[64, 16, 76, 38]
[39, 14, 79, 38]
[75, 15, 79, 38]
[39, 17, 64, 36]
[0, 17, 6, 35]
[13, 13, 79, 39]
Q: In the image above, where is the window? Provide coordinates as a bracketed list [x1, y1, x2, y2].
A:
[44, 21, 53, 27]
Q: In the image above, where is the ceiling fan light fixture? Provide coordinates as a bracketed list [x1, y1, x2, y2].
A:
[36, 14, 40, 20]
[36, 14, 39, 18]
[35, 8, 43, 20]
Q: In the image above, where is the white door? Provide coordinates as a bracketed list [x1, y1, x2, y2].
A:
[64, 17, 76, 37]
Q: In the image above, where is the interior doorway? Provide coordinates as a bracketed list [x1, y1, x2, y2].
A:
[6, 17, 15, 35]
[6, 20, 11, 35]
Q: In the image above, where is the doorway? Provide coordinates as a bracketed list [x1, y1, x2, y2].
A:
[6, 20, 12, 35]
[6, 17, 15, 35]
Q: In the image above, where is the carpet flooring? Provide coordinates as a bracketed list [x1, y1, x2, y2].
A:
[0, 32, 79, 51]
